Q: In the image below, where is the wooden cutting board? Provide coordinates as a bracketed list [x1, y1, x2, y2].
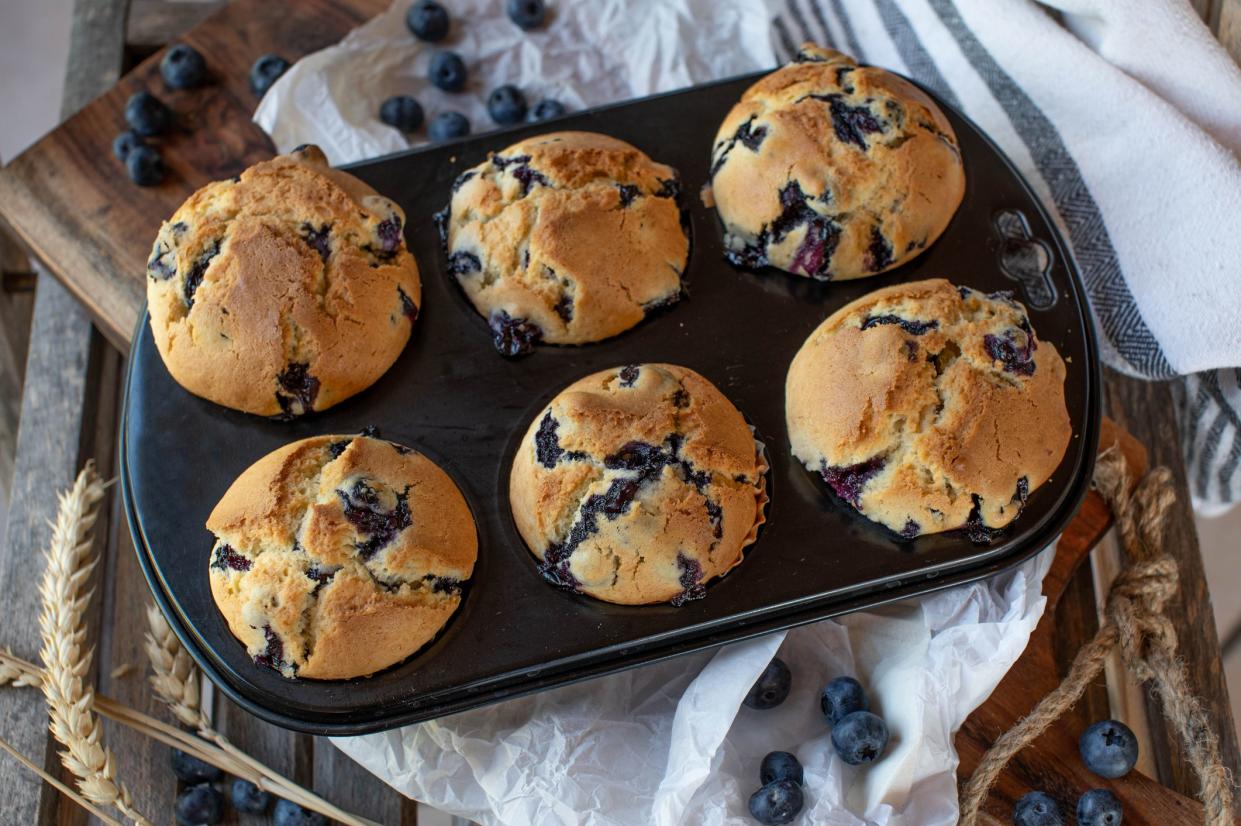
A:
[0, 0, 383, 349]
[954, 420, 1205, 824]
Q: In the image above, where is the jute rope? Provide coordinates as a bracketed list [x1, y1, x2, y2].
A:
[959, 446, 1235, 825]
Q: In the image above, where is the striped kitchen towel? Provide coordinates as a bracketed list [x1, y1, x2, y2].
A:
[769, 0, 1241, 514]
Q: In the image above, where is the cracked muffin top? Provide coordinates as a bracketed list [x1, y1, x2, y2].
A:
[786, 278, 1071, 541]
[436, 131, 689, 357]
[146, 145, 421, 418]
[207, 433, 476, 680]
[510, 364, 766, 605]
[709, 44, 965, 281]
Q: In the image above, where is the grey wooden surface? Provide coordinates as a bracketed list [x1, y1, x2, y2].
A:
[0, 0, 127, 820]
[0, 273, 109, 825]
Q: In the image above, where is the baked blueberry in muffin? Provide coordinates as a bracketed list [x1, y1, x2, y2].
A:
[437, 132, 689, 356]
[785, 278, 1070, 540]
[510, 364, 765, 604]
[207, 434, 477, 679]
[145, 145, 421, 417]
[710, 44, 965, 281]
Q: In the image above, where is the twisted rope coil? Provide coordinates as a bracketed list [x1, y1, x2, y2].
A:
[959, 447, 1234, 825]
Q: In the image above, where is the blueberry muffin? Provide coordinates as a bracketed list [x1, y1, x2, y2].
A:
[510, 364, 766, 605]
[436, 132, 689, 356]
[785, 279, 1070, 540]
[207, 434, 476, 679]
[146, 145, 421, 417]
[709, 44, 965, 281]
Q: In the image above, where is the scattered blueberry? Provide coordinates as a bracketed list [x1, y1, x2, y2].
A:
[428, 111, 470, 142]
[1076, 788, 1123, 826]
[174, 784, 224, 826]
[160, 44, 207, 89]
[820, 676, 868, 726]
[747, 779, 803, 825]
[1013, 791, 1064, 826]
[170, 748, 222, 783]
[273, 798, 328, 826]
[1079, 720, 1138, 779]
[743, 657, 791, 710]
[528, 98, 567, 122]
[506, 0, 547, 29]
[112, 130, 145, 162]
[124, 91, 171, 136]
[250, 53, 291, 96]
[488, 84, 528, 125]
[379, 95, 424, 132]
[126, 145, 166, 186]
[429, 50, 467, 92]
[830, 710, 889, 765]
[230, 778, 272, 815]
[760, 751, 803, 786]
[406, 0, 450, 41]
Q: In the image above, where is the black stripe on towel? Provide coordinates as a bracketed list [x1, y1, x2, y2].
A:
[925, 0, 1174, 379]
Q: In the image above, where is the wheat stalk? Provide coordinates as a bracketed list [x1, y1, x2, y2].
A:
[37, 462, 150, 825]
[0, 731, 122, 826]
[1, 644, 379, 826]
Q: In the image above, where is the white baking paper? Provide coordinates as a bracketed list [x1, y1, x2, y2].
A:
[253, 0, 776, 163]
[253, 2, 1056, 822]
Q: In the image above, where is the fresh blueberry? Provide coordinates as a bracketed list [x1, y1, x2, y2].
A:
[747, 779, 803, 825]
[250, 53, 291, 96]
[506, 0, 547, 29]
[160, 44, 207, 89]
[112, 130, 146, 162]
[743, 657, 791, 710]
[821, 676, 868, 726]
[830, 710, 889, 765]
[760, 751, 803, 786]
[1076, 788, 1123, 826]
[1013, 791, 1064, 826]
[174, 784, 224, 826]
[1079, 720, 1138, 779]
[528, 98, 566, 122]
[379, 95, 424, 132]
[124, 91, 171, 136]
[170, 748, 222, 783]
[406, 0, 450, 41]
[428, 111, 470, 142]
[487, 84, 528, 125]
[126, 145, 166, 187]
[230, 779, 272, 815]
[273, 798, 328, 826]
[428, 50, 467, 92]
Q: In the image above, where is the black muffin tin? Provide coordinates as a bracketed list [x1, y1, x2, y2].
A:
[122, 72, 1100, 735]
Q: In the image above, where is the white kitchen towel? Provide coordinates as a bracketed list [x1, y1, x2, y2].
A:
[248, 1, 1241, 822]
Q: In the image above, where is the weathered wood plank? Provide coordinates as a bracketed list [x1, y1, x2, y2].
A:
[0, 224, 35, 498]
[1102, 371, 1241, 817]
[0, 2, 131, 823]
[0, 0, 382, 349]
[126, 0, 227, 50]
[314, 738, 420, 825]
[1219, 0, 1241, 64]
[61, 0, 127, 120]
[0, 274, 101, 826]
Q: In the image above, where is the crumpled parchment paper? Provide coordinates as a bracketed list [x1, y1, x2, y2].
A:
[253, 2, 1056, 822]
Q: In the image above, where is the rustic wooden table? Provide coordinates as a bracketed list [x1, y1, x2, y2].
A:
[0, 1, 1238, 824]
